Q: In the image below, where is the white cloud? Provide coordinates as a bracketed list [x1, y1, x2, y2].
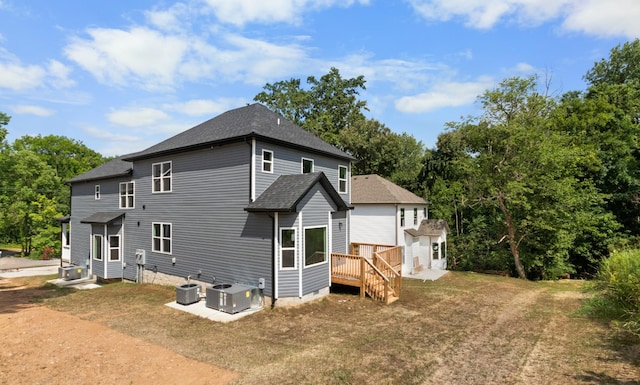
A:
[47, 60, 75, 88]
[0, 61, 45, 90]
[395, 77, 494, 113]
[408, 0, 640, 38]
[202, 0, 370, 27]
[163, 98, 246, 116]
[107, 107, 170, 127]
[64, 27, 189, 89]
[10, 105, 54, 116]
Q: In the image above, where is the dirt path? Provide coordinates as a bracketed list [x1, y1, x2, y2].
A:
[0, 277, 238, 385]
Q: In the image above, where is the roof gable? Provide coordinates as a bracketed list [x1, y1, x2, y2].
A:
[351, 174, 428, 204]
[405, 219, 450, 237]
[124, 103, 353, 161]
[246, 172, 351, 212]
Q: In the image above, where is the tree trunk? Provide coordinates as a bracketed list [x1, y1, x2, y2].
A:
[496, 192, 527, 279]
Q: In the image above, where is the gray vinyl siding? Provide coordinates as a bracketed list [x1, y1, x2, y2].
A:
[299, 185, 334, 296]
[332, 210, 347, 254]
[277, 213, 299, 298]
[69, 178, 128, 275]
[255, 141, 350, 203]
[121, 143, 274, 294]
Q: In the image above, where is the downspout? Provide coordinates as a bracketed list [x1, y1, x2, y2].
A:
[250, 138, 256, 202]
[272, 212, 278, 308]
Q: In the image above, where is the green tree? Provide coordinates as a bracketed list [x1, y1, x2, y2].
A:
[441, 76, 616, 279]
[255, 67, 368, 146]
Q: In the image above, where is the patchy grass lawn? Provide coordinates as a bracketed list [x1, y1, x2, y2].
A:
[33, 272, 640, 384]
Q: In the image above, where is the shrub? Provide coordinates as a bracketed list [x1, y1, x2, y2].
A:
[590, 249, 640, 336]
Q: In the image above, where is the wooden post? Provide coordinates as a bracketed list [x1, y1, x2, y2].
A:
[360, 256, 365, 298]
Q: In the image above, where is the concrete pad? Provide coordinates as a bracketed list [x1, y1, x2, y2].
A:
[406, 269, 449, 281]
[165, 299, 263, 323]
[48, 277, 101, 290]
[0, 265, 59, 278]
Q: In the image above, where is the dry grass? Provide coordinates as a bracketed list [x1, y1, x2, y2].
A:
[34, 272, 640, 384]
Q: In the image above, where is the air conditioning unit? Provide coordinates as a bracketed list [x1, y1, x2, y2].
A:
[62, 266, 85, 281]
[206, 283, 252, 314]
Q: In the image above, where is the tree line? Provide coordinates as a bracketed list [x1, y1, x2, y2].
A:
[2, 39, 638, 280]
[255, 40, 640, 279]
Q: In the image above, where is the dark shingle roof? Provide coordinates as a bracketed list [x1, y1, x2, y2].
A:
[351, 174, 428, 204]
[124, 103, 354, 161]
[67, 157, 133, 184]
[245, 172, 351, 212]
[80, 212, 125, 224]
[405, 219, 450, 237]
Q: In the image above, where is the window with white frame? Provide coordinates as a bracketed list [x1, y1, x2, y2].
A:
[109, 235, 120, 261]
[94, 185, 101, 200]
[152, 222, 172, 254]
[280, 228, 296, 269]
[152, 161, 172, 192]
[304, 226, 326, 267]
[400, 208, 405, 227]
[93, 234, 103, 260]
[262, 149, 274, 173]
[302, 158, 314, 174]
[119, 182, 135, 209]
[338, 165, 348, 193]
[414, 208, 418, 225]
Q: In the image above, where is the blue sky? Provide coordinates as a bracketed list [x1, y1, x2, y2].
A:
[1, 0, 638, 156]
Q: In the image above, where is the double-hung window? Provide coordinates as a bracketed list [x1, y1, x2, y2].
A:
[338, 165, 348, 193]
[302, 158, 314, 174]
[94, 185, 101, 200]
[400, 208, 405, 227]
[152, 161, 172, 193]
[109, 235, 120, 261]
[262, 150, 274, 173]
[119, 182, 135, 209]
[152, 223, 172, 254]
[414, 208, 418, 225]
[280, 228, 296, 269]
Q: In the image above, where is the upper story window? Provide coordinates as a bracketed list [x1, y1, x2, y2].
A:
[152, 161, 172, 193]
[262, 149, 274, 173]
[119, 182, 135, 209]
[424, 207, 427, 219]
[414, 208, 418, 225]
[302, 158, 314, 174]
[94, 185, 101, 200]
[400, 208, 405, 227]
[338, 165, 348, 193]
[152, 222, 172, 254]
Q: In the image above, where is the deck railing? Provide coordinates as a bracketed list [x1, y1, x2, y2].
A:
[331, 243, 403, 304]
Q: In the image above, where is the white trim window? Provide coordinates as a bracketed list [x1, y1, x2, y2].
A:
[94, 185, 101, 200]
[302, 157, 314, 174]
[338, 165, 348, 193]
[280, 228, 296, 269]
[400, 208, 405, 227]
[152, 161, 172, 193]
[119, 182, 135, 209]
[152, 222, 172, 254]
[92, 234, 103, 261]
[304, 226, 327, 267]
[109, 235, 121, 261]
[414, 208, 418, 225]
[262, 149, 274, 173]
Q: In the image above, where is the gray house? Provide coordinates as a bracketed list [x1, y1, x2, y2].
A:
[66, 103, 353, 306]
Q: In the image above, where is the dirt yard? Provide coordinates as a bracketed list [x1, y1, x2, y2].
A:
[0, 276, 238, 385]
[1, 271, 639, 385]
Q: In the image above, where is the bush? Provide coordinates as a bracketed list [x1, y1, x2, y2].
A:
[589, 249, 640, 336]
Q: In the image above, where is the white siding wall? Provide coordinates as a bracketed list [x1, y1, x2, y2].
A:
[350, 204, 397, 245]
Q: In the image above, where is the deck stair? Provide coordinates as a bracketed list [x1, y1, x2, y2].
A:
[331, 243, 402, 304]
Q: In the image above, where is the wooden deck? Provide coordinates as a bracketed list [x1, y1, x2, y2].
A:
[331, 243, 402, 304]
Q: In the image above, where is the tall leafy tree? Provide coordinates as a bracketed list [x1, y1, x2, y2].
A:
[255, 67, 368, 146]
[440, 77, 616, 279]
